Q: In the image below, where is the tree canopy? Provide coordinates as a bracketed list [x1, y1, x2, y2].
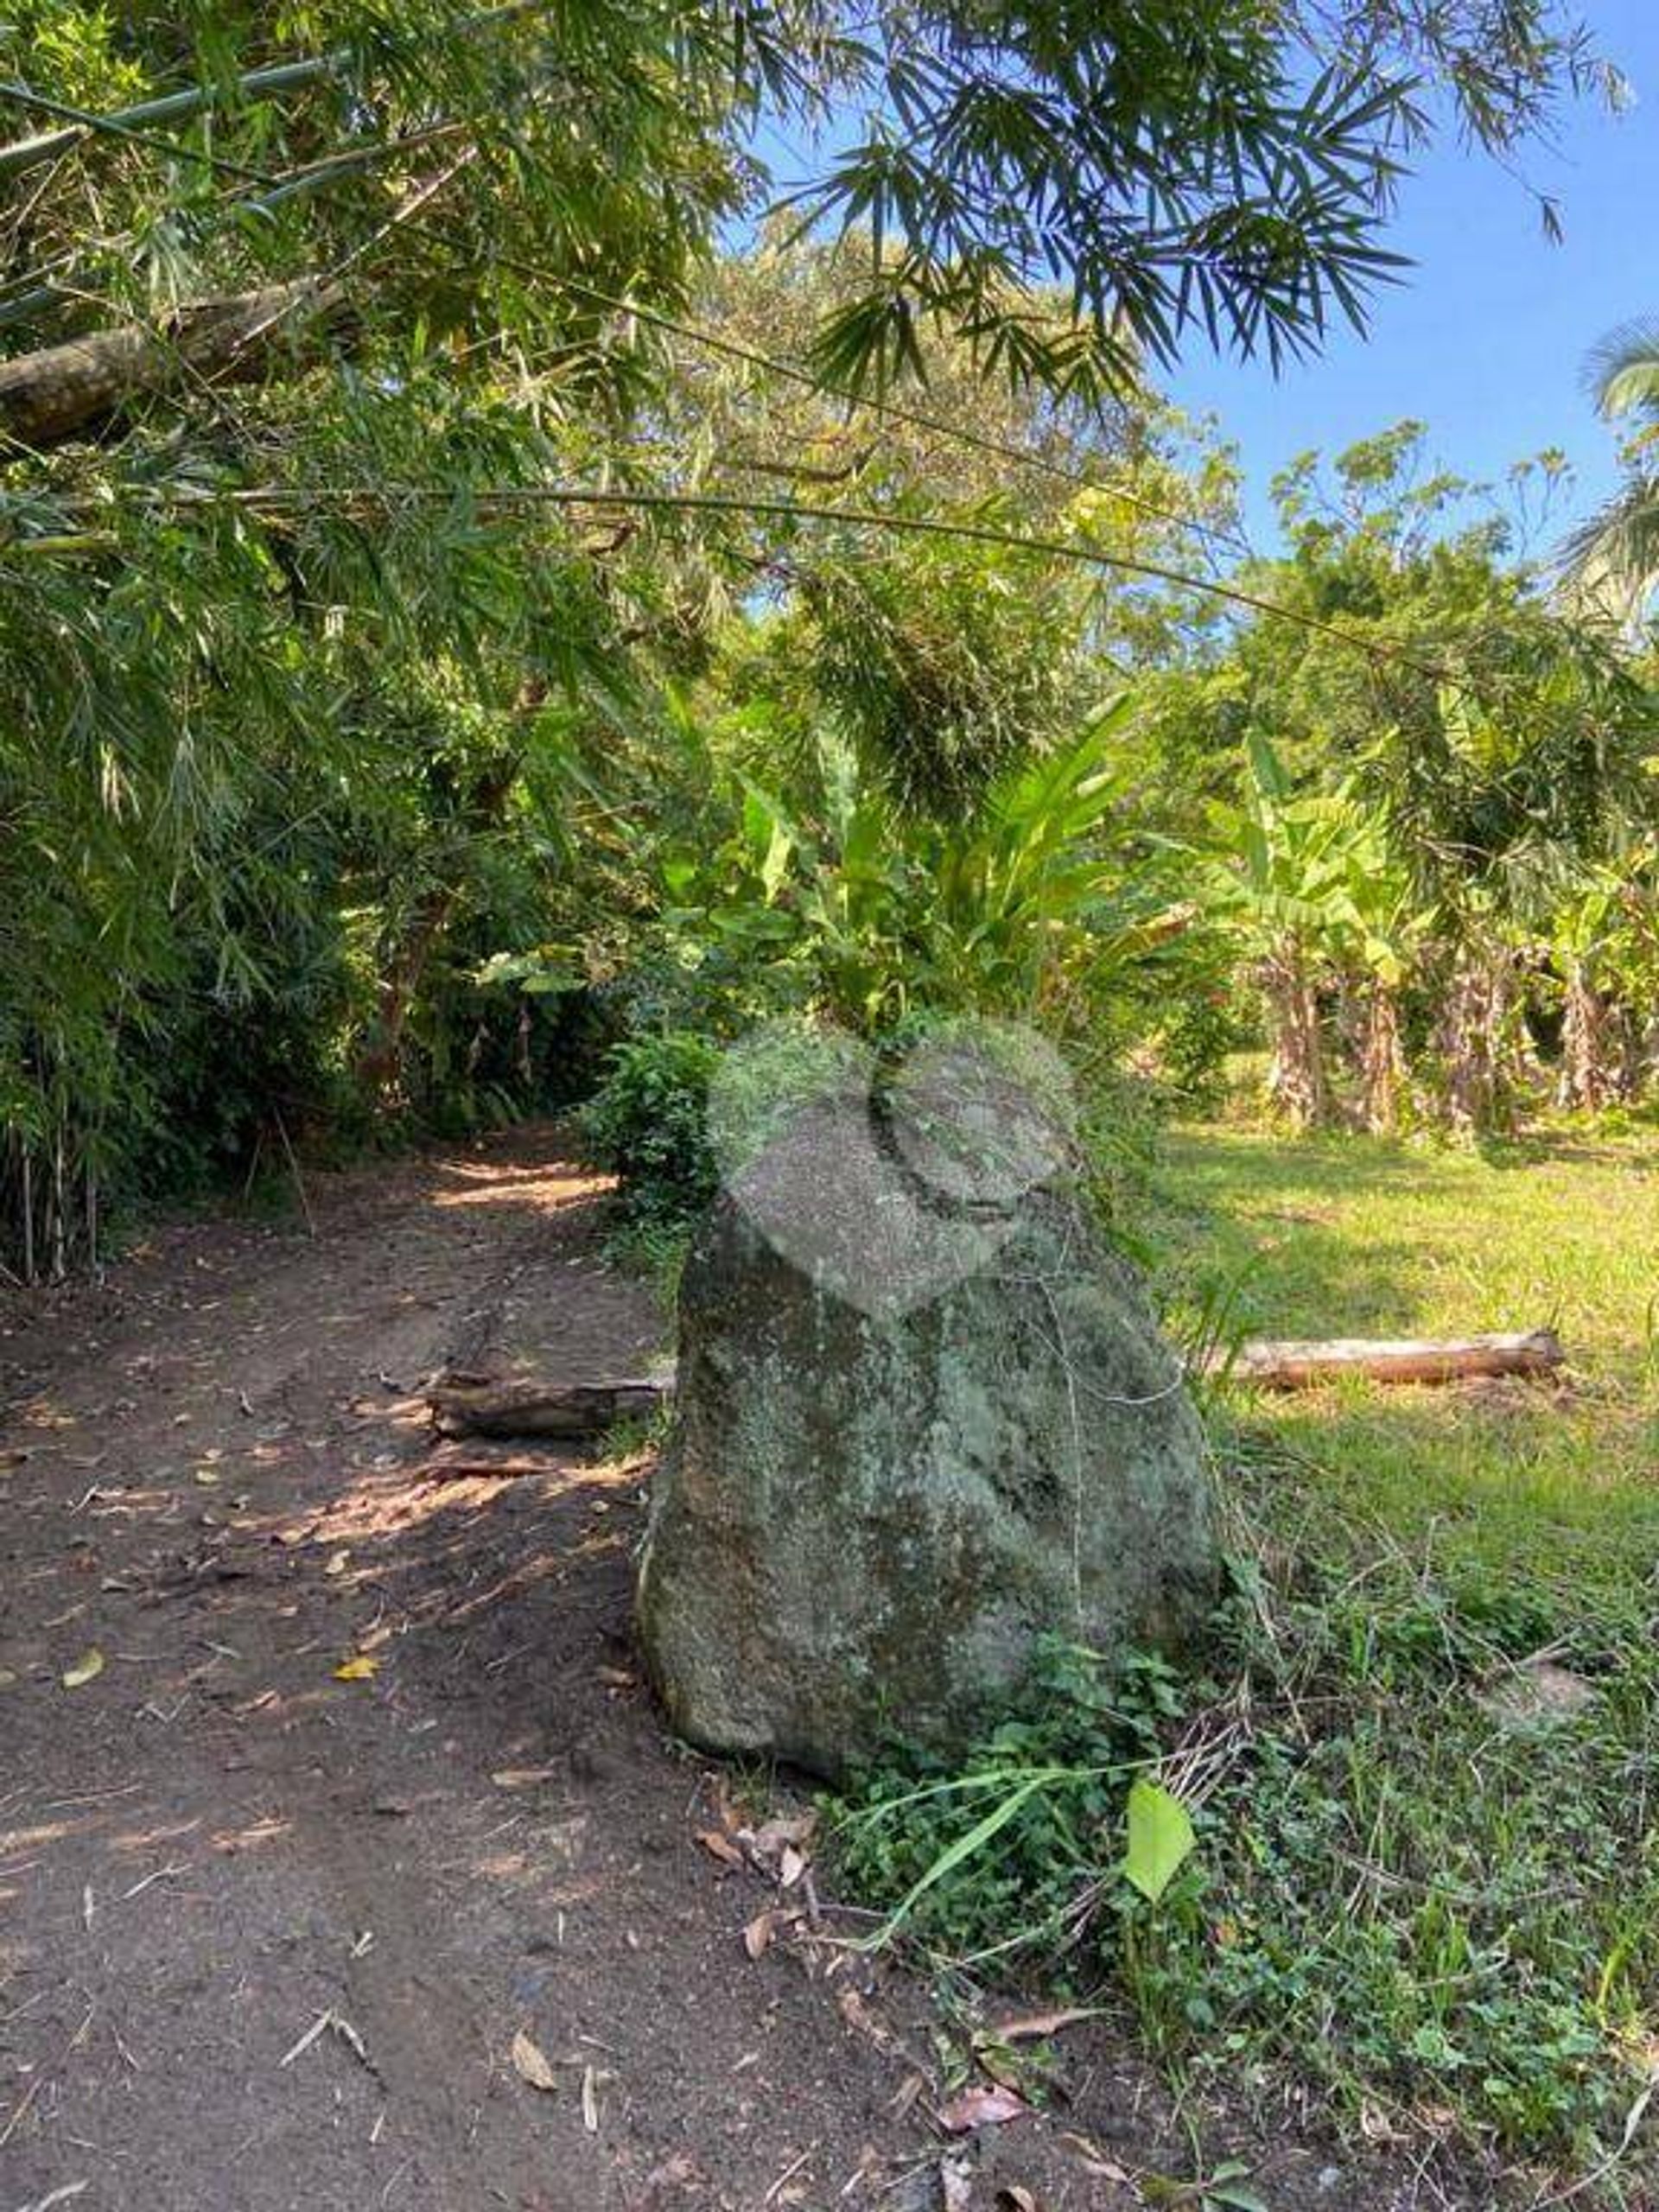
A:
[0, 0, 1631, 1277]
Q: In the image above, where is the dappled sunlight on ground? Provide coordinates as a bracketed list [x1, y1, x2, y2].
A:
[427, 1158, 605, 1212]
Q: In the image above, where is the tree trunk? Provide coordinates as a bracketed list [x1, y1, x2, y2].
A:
[1357, 981, 1406, 1135]
[1559, 961, 1617, 1114]
[429, 1373, 674, 1439]
[353, 883, 461, 1102]
[1262, 944, 1328, 1130]
[1614, 1007, 1650, 1103]
[19, 1143, 35, 1287]
[0, 280, 353, 449]
[1216, 1327, 1563, 1391]
[1436, 947, 1511, 1136]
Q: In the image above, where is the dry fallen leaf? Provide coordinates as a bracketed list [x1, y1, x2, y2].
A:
[778, 1843, 807, 1889]
[888, 2071, 927, 2118]
[333, 1654, 378, 1682]
[581, 2063, 600, 2133]
[61, 1647, 105, 1689]
[0, 1669, 18, 1691]
[193, 1469, 219, 1487]
[696, 1828, 744, 1868]
[324, 1548, 351, 1577]
[1358, 2101, 1409, 2145]
[995, 2189, 1041, 2212]
[639, 2152, 698, 2202]
[835, 1985, 909, 2063]
[937, 2083, 1028, 2134]
[492, 1765, 559, 1791]
[742, 1909, 777, 1961]
[1056, 2133, 1135, 2185]
[512, 2030, 558, 2093]
[989, 2005, 1098, 2044]
[753, 1809, 818, 1854]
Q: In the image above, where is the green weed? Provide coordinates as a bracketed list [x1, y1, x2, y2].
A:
[831, 1125, 1659, 2179]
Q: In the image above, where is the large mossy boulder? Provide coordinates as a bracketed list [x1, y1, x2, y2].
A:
[637, 1083, 1217, 1780]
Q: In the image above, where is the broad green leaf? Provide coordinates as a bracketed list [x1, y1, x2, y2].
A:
[1122, 1778, 1195, 1903]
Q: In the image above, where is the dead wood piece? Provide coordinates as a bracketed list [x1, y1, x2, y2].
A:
[0, 280, 353, 449]
[419, 1452, 565, 1483]
[429, 1372, 673, 1440]
[1216, 1327, 1564, 1392]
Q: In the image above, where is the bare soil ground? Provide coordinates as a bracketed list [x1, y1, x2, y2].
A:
[0, 1127, 1506, 2211]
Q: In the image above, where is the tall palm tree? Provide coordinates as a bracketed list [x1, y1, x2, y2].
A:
[1565, 318, 1659, 620]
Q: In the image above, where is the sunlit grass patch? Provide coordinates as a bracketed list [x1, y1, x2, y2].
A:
[1154, 1125, 1659, 1606]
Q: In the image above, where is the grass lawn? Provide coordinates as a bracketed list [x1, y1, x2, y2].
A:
[837, 1125, 1659, 2196]
[1153, 1126, 1659, 1626]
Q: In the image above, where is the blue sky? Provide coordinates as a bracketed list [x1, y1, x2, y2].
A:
[1165, 0, 1659, 548]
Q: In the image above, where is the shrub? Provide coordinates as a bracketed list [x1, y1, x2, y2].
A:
[580, 1030, 722, 1226]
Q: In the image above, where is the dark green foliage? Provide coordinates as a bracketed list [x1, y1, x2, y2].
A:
[802, 537, 1088, 818]
[801, 0, 1605, 405]
[1135, 1539, 1659, 2152]
[0, 0, 1613, 1255]
[831, 1124, 1659, 2161]
[834, 1641, 1193, 1961]
[579, 1031, 722, 1225]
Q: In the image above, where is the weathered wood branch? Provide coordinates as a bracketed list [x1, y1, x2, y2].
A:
[425, 1330, 1566, 1439]
[1215, 1328, 1564, 1392]
[420, 1452, 568, 1482]
[0, 279, 352, 450]
[429, 1373, 673, 1439]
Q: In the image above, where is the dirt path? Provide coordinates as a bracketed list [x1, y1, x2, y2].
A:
[0, 1128, 1495, 2212]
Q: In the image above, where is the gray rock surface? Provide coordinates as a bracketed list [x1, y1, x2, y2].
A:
[637, 1100, 1217, 1779]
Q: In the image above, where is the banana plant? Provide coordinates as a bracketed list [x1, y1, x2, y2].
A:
[1548, 851, 1659, 1112]
[636, 696, 1185, 1037]
[1198, 734, 1409, 1129]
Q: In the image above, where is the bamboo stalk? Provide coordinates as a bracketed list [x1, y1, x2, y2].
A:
[0, 3, 533, 179]
[20, 1145, 34, 1286]
[51, 1124, 66, 1281]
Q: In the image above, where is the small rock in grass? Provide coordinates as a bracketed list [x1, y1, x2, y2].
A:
[1478, 1658, 1598, 1728]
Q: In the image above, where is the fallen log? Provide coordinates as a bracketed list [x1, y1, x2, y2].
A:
[429, 1372, 674, 1440]
[428, 1327, 1564, 1432]
[1213, 1327, 1564, 1392]
[419, 1452, 566, 1482]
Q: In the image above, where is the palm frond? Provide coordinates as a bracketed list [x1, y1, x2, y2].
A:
[1584, 316, 1659, 422]
[1560, 472, 1659, 621]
